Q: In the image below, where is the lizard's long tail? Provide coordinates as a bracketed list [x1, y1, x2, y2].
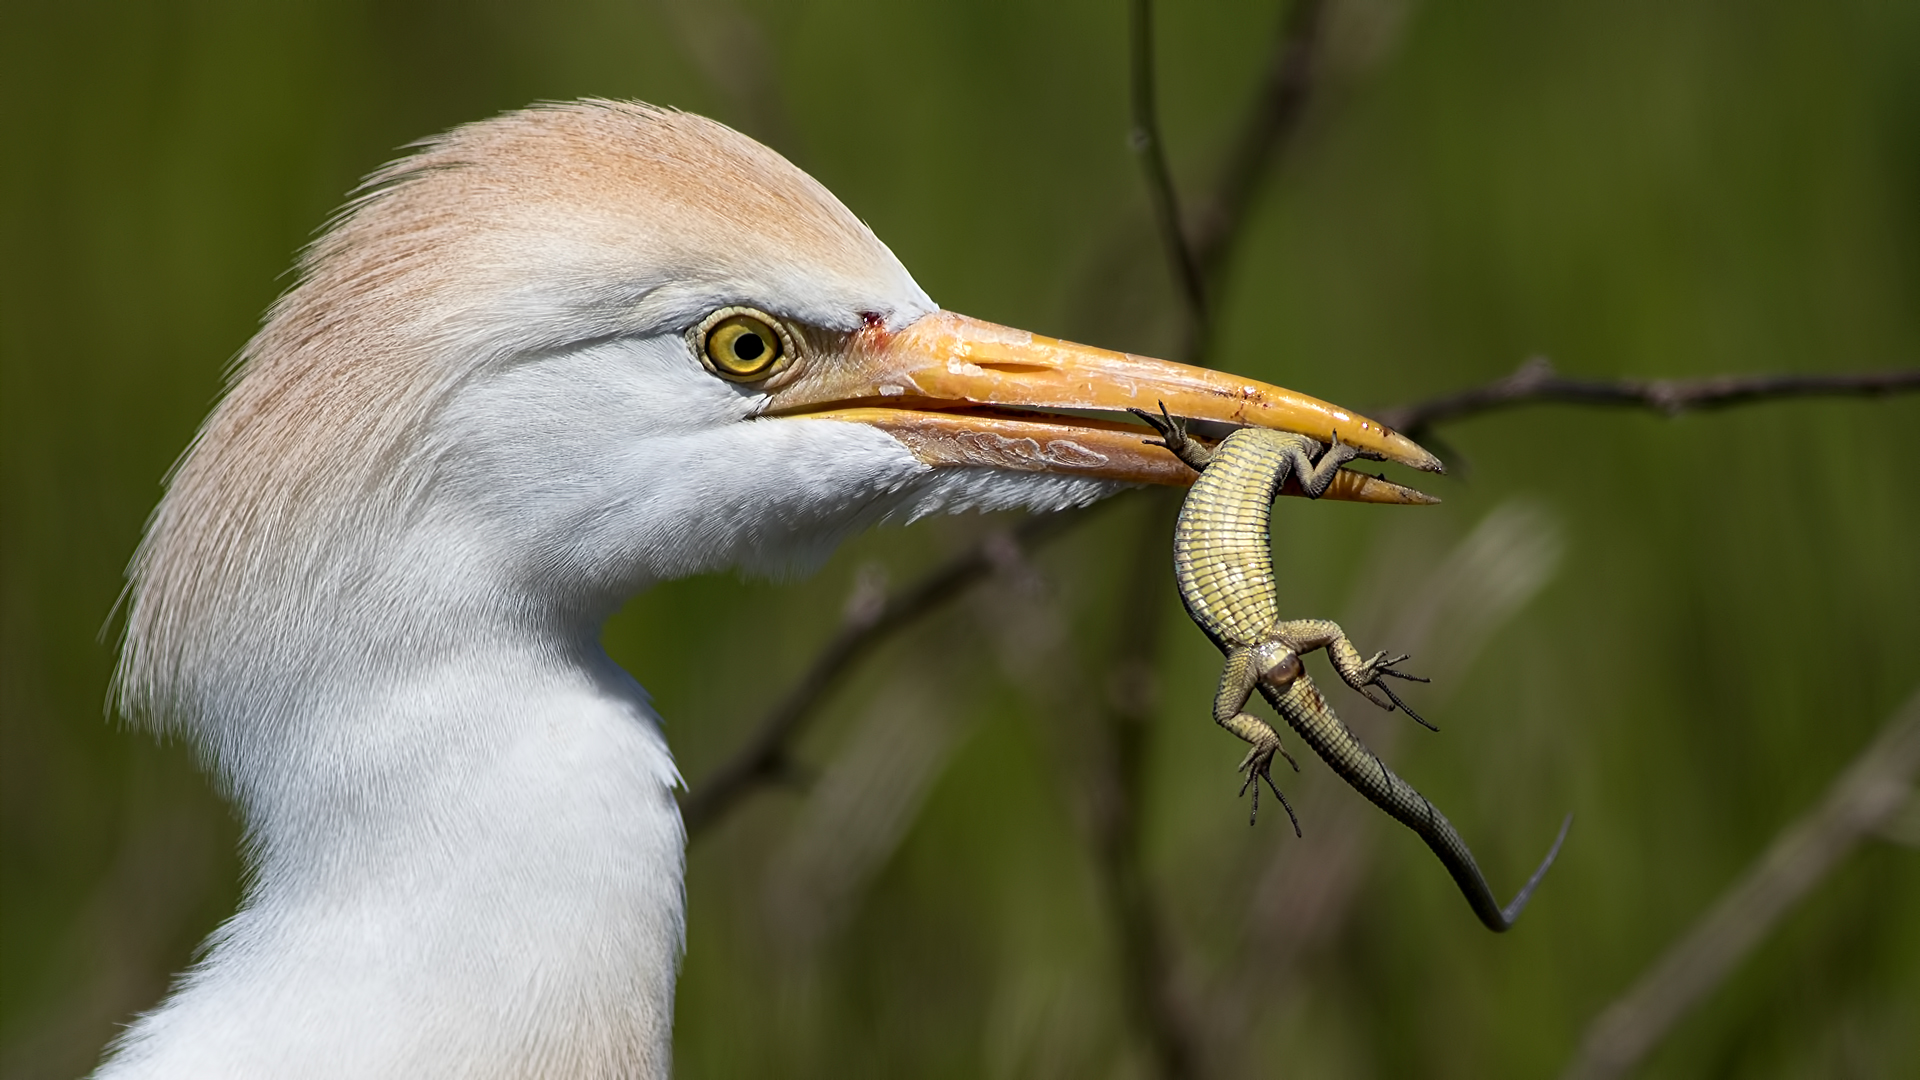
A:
[1261, 673, 1570, 932]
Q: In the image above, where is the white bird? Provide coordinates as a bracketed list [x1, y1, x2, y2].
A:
[101, 100, 1440, 1079]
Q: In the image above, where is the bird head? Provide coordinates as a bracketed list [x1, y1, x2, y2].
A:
[116, 101, 1438, 752]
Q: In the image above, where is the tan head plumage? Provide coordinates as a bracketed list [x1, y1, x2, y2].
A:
[116, 101, 923, 724]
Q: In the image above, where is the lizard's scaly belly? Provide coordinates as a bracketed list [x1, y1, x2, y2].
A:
[1173, 434, 1287, 644]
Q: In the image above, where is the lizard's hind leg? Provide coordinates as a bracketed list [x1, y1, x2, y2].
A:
[1216, 644, 1305, 833]
[1272, 618, 1438, 730]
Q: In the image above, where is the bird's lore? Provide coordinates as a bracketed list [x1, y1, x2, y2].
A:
[1135, 407, 1569, 932]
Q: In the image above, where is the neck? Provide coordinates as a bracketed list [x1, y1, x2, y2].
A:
[98, 615, 685, 1080]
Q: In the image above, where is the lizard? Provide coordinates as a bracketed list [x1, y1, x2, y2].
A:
[1133, 404, 1569, 932]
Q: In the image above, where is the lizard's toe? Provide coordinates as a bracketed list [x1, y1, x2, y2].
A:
[1234, 738, 1303, 833]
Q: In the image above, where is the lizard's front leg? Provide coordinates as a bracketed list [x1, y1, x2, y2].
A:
[1290, 431, 1362, 498]
[1271, 618, 1437, 730]
[1129, 404, 1215, 472]
[1216, 642, 1305, 833]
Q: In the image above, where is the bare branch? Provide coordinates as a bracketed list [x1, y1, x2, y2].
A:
[679, 509, 1089, 836]
[1186, 0, 1328, 285]
[1561, 689, 1920, 1080]
[1377, 357, 1920, 441]
[1129, 0, 1332, 365]
[1129, 0, 1208, 341]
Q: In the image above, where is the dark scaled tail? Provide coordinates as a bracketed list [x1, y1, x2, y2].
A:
[1262, 672, 1570, 932]
[1495, 813, 1573, 928]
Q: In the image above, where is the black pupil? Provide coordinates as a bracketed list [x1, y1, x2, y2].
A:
[731, 331, 766, 362]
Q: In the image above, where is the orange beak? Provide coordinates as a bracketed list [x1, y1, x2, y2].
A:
[765, 311, 1441, 505]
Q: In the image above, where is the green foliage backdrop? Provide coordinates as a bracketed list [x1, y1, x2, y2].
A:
[3, 0, 1916, 1076]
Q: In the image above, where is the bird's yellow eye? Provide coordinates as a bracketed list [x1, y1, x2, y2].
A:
[696, 309, 790, 381]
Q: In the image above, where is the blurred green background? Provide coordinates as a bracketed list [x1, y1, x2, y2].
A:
[3, 0, 1917, 1077]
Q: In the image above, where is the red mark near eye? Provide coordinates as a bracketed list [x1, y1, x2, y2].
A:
[854, 310, 898, 356]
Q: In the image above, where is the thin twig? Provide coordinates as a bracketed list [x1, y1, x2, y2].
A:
[1129, 0, 1208, 342]
[1561, 689, 1920, 1080]
[1187, 0, 1328, 283]
[679, 509, 1088, 836]
[1376, 357, 1920, 441]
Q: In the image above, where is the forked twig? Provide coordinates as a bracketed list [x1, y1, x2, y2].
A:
[1129, 0, 1207, 333]
[1186, 0, 1327, 283]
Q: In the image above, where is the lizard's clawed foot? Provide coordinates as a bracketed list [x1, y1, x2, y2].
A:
[1235, 737, 1302, 835]
[1129, 402, 1180, 445]
[1324, 427, 1392, 465]
[1318, 430, 1362, 470]
[1352, 651, 1437, 731]
[1129, 402, 1211, 472]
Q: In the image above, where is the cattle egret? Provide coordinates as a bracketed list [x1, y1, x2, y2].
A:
[101, 101, 1441, 1079]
